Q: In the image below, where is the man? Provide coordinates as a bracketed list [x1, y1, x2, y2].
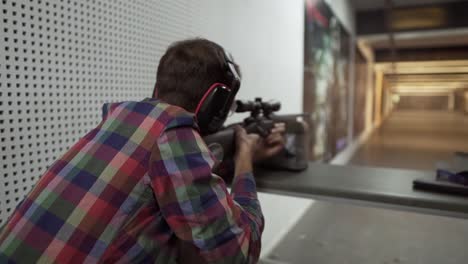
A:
[0, 39, 285, 263]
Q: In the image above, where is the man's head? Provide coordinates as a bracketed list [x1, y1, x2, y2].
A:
[154, 38, 241, 112]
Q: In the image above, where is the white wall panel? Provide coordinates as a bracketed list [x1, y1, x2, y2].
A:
[0, 0, 200, 225]
[196, 0, 305, 116]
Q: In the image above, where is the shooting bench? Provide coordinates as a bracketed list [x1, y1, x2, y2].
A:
[254, 163, 468, 219]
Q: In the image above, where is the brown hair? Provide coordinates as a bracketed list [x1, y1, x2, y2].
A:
[154, 38, 240, 112]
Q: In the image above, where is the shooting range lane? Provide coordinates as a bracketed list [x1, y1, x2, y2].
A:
[254, 163, 468, 219]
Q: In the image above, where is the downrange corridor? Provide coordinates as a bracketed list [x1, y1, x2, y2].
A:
[263, 110, 468, 264]
[351, 110, 468, 170]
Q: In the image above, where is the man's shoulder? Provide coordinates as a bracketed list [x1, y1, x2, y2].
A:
[147, 99, 197, 131]
[102, 98, 198, 131]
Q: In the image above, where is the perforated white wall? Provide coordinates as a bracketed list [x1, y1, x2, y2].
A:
[0, 0, 202, 225]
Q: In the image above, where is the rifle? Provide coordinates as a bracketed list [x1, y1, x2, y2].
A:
[203, 98, 310, 172]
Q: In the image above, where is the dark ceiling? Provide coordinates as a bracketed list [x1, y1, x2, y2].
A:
[350, 0, 461, 11]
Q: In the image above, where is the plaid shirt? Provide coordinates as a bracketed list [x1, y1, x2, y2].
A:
[0, 99, 264, 263]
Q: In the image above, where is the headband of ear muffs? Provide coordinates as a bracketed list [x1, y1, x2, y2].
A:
[195, 50, 241, 135]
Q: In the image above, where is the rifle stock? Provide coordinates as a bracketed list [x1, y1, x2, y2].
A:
[203, 127, 237, 159]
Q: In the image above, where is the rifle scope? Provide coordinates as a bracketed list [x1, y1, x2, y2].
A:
[235, 98, 281, 116]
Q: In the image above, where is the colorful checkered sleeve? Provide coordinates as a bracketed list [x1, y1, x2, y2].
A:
[149, 126, 264, 263]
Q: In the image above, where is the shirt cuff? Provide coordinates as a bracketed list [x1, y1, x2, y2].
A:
[230, 172, 257, 199]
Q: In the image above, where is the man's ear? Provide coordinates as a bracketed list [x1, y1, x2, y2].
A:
[153, 83, 158, 98]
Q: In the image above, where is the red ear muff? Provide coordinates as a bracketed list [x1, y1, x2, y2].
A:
[195, 83, 235, 135]
[195, 83, 229, 115]
[194, 49, 241, 135]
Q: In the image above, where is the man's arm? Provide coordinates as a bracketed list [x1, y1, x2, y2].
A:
[148, 126, 264, 263]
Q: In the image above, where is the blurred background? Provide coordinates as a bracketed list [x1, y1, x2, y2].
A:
[1, 0, 467, 263]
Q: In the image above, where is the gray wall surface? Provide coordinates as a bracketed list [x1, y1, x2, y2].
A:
[0, 0, 204, 225]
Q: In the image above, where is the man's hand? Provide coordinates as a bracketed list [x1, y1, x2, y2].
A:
[254, 123, 286, 162]
[233, 123, 286, 174]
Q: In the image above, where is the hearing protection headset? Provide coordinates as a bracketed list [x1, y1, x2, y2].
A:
[194, 49, 241, 135]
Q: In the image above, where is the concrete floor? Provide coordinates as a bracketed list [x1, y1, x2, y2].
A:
[263, 111, 468, 264]
[262, 202, 468, 264]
